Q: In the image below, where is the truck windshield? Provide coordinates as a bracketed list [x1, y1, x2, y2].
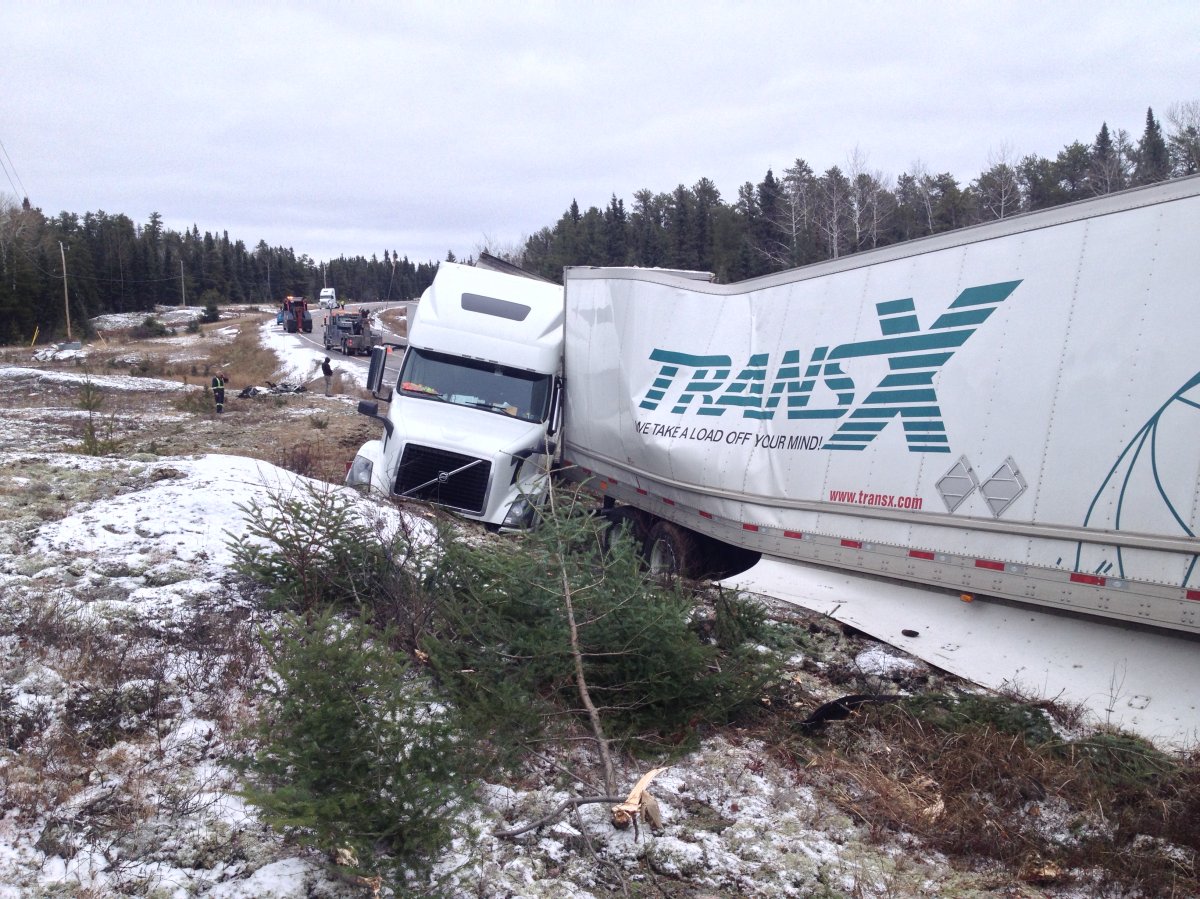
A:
[397, 348, 553, 423]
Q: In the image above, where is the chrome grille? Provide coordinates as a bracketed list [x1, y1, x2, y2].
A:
[394, 445, 491, 514]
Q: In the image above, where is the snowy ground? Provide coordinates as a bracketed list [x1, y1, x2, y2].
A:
[2, 449, 982, 897]
[257, 319, 370, 393]
[0, 316, 1142, 897]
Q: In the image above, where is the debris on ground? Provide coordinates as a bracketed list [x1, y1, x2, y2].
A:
[238, 380, 309, 397]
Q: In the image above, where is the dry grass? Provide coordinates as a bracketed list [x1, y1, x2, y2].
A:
[0, 584, 263, 866]
[792, 693, 1200, 895]
[20, 314, 381, 480]
[211, 318, 293, 387]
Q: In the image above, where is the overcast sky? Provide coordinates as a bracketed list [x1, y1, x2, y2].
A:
[3, 1, 1198, 265]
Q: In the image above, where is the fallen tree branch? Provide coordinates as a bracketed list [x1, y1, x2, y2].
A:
[494, 795, 628, 839]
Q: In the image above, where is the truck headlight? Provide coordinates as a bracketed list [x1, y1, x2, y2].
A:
[502, 497, 538, 529]
[345, 455, 374, 490]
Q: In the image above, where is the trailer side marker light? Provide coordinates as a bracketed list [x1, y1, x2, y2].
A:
[1070, 573, 1106, 587]
[784, 530, 804, 539]
[909, 550, 935, 560]
[662, 498, 676, 506]
[975, 559, 1005, 571]
[960, 593, 975, 603]
[599, 481, 610, 491]
[698, 511, 713, 519]
[1187, 590, 1200, 602]
[636, 488, 648, 496]
[743, 523, 760, 532]
[841, 539, 863, 549]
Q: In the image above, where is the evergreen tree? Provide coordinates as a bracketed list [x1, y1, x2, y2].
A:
[1133, 107, 1170, 185]
[244, 610, 469, 880]
[930, 173, 970, 232]
[628, 188, 669, 269]
[1054, 141, 1092, 201]
[602, 194, 628, 264]
[747, 169, 787, 273]
[1018, 154, 1063, 210]
[667, 184, 696, 270]
[893, 167, 938, 240]
[691, 177, 721, 272]
[1089, 122, 1129, 194]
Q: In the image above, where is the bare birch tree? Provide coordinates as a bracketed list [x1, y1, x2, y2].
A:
[902, 159, 938, 235]
[816, 166, 851, 259]
[846, 146, 894, 251]
[974, 143, 1023, 220]
[1166, 100, 1200, 176]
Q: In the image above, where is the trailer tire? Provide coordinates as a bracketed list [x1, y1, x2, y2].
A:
[644, 520, 703, 580]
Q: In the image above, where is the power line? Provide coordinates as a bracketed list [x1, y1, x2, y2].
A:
[0, 135, 30, 201]
[9, 241, 185, 284]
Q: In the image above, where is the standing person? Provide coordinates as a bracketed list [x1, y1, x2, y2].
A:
[211, 371, 226, 414]
[322, 356, 333, 396]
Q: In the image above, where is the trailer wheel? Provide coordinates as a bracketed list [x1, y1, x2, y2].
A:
[644, 520, 702, 580]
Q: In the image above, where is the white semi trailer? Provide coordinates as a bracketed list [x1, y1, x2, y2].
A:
[349, 177, 1200, 637]
[562, 175, 1200, 638]
[348, 178, 1200, 741]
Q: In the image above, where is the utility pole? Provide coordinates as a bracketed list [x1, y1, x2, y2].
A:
[180, 260, 186, 306]
[58, 241, 72, 341]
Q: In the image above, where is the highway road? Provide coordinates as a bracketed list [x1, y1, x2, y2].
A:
[294, 301, 409, 387]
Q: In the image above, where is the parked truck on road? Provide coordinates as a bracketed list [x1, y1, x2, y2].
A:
[350, 177, 1200, 637]
[324, 308, 381, 356]
[278, 296, 312, 333]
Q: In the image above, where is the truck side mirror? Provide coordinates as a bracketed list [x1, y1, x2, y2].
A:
[547, 375, 564, 436]
[513, 438, 556, 460]
[366, 346, 388, 395]
[357, 400, 394, 439]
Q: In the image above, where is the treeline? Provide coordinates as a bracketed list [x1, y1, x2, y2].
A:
[514, 104, 1200, 283]
[0, 206, 438, 345]
[5, 104, 1198, 345]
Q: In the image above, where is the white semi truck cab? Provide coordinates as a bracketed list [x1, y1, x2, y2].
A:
[346, 262, 563, 528]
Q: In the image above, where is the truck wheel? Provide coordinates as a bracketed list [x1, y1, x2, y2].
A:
[644, 520, 702, 580]
[602, 507, 647, 556]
